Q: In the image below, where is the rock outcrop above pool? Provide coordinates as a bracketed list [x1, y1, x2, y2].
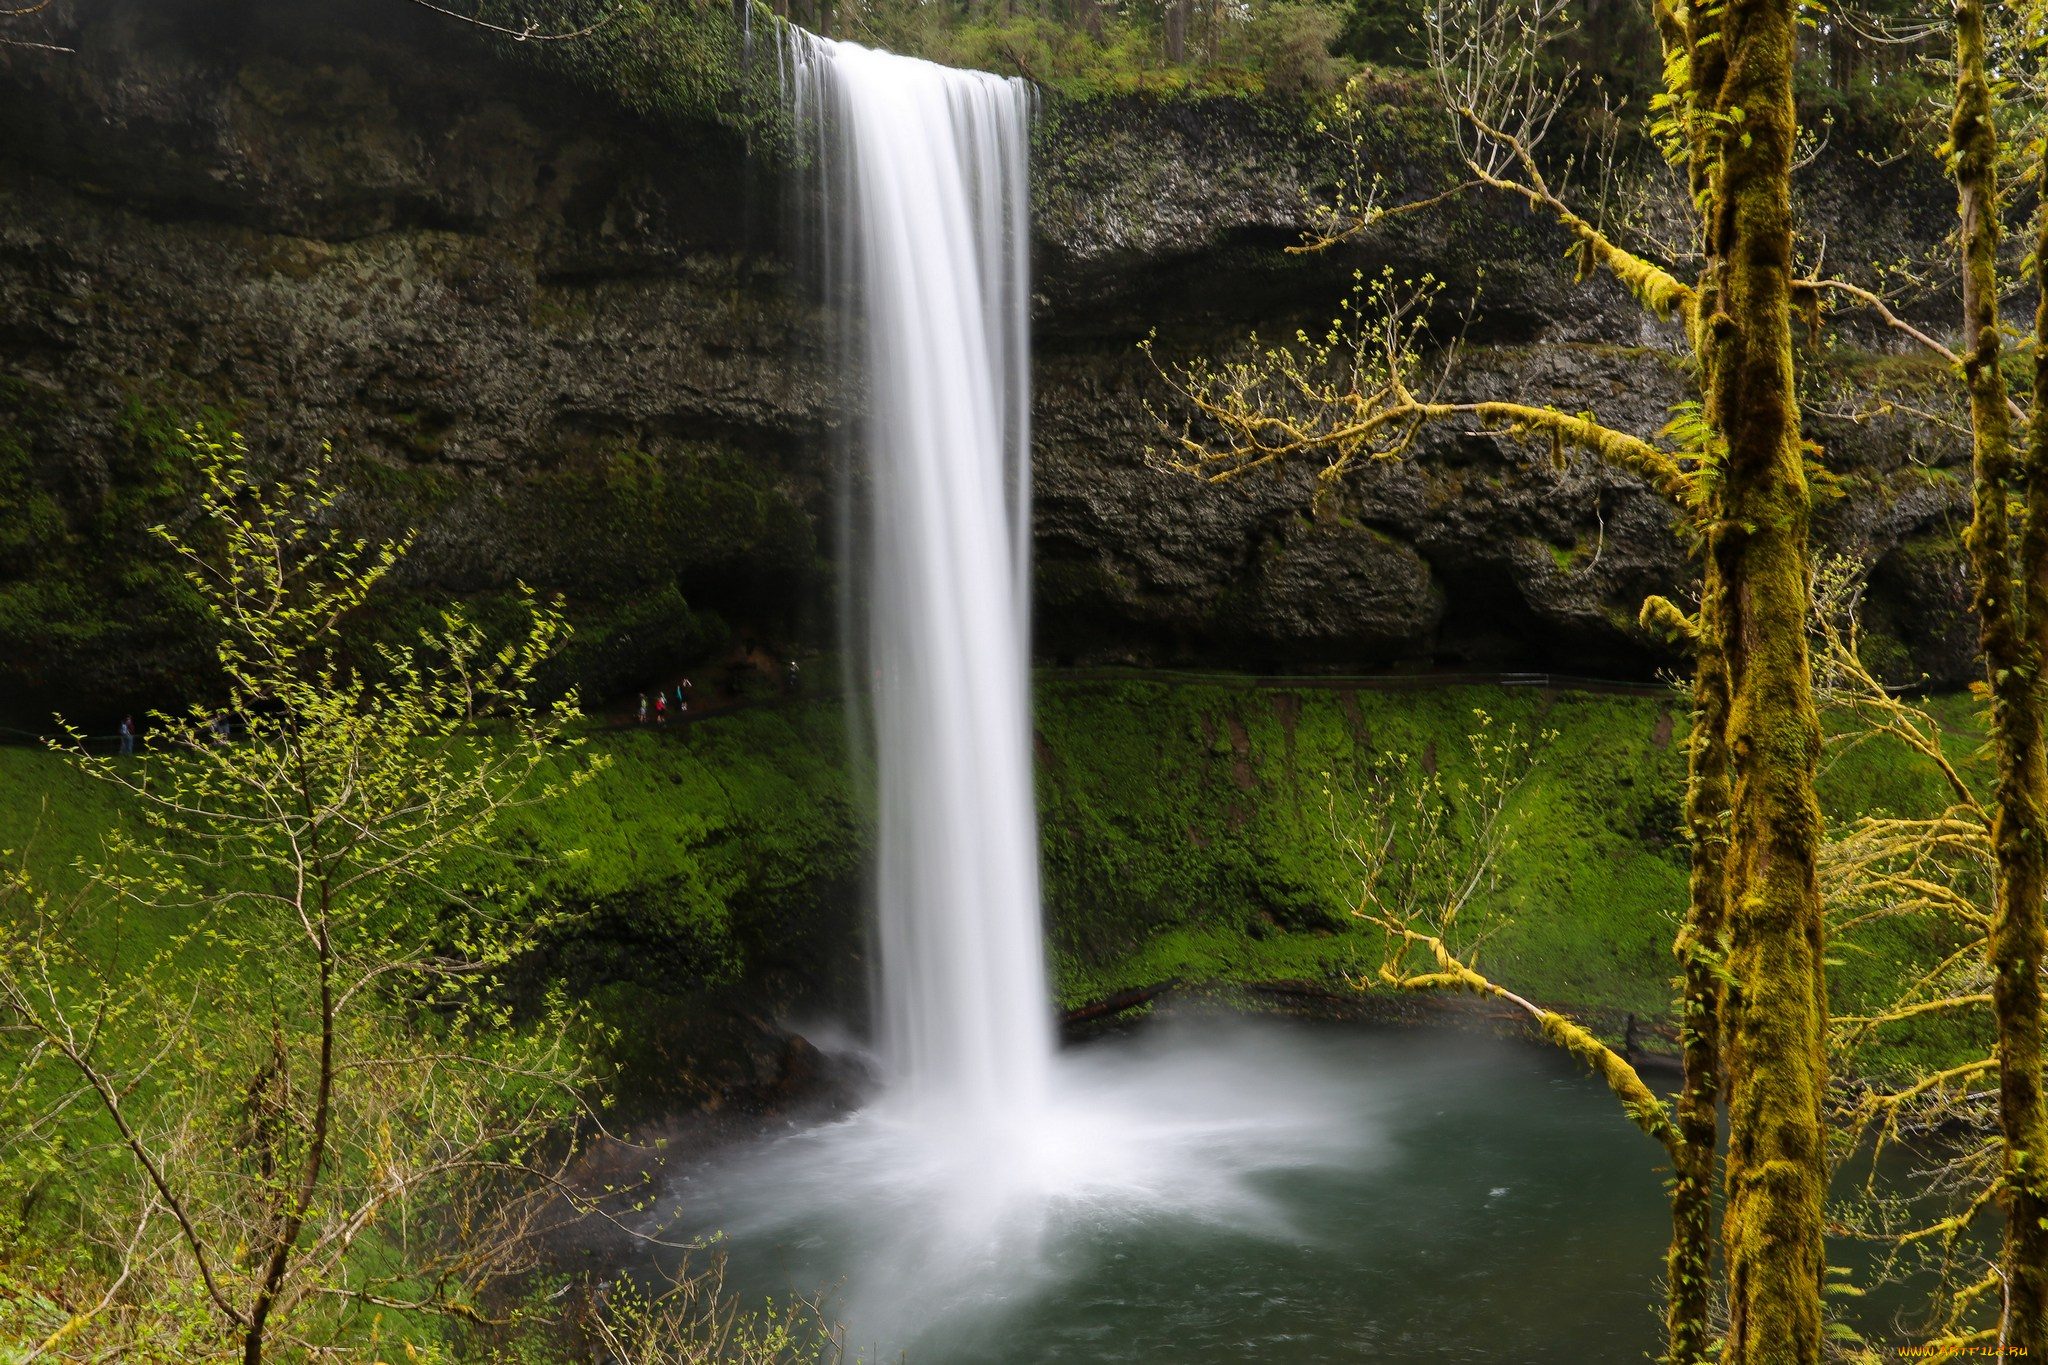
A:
[0, 0, 1971, 721]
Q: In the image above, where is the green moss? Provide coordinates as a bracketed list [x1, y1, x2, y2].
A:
[0, 746, 137, 899]
[0, 374, 831, 719]
[0, 384, 219, 720]
[336, 438, 829, 701]
[499, 707, 864, 993]
[529, 288, 596, 333]
[1035, 679, 1694, 1015]
[463, 0, 789, 149]
[505, 440, 820, 578]
[341, 451, 458, 509]
[1812, 343, 1955, 398]
[1812, 693, 1999, 1076]
[1, 679, 1993, 1079]
[0, 703, 867, 1118]
[1853, 629, 1912, 684]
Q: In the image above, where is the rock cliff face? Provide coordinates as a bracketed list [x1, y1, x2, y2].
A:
[0, 0, 1973, 725]
[1029, 91, 1969, 681]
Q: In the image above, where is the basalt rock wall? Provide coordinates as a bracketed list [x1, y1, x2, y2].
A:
[0, 0, 1973, 726]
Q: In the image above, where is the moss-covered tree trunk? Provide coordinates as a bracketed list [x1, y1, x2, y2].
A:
[1652, 8, 1732, 1358]
[1700, 0, 1828, 1359]
[1665, 6, 1731, 1353]
[1667, 554, 1729, 1365]
[2019, 88, 2048, 1352]
[1950, 0, 2048, 1345]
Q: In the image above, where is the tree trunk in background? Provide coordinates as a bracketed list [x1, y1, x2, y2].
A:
[1648, 4, 1731, 1351]
[1667, 559, 1729, 1365]
[1164, 0, 1190, 63]
[2023, 74, 2048, 1363]
[1828, 20, 1858, 93]
[1703, 0, 1828, 1359]
[1952, 0, 2048, 1348]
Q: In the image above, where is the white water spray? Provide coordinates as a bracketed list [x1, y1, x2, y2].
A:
[784, 32, 1048, 1125]
[665, 34, 1383, 1353]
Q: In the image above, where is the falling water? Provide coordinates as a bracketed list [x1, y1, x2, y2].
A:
[783, 32, 1047, 1123]
[662, 31, 1394, 1354]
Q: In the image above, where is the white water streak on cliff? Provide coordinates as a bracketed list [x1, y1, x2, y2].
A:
[784, 32, 1048, 1124]
[666, 46, 1381, 1354]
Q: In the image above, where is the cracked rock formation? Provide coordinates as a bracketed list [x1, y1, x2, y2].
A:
[0, 0, 1972, 725]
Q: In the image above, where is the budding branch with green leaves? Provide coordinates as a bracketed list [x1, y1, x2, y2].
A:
[0, 427, 623, 1364]
[1144, 0, 1841, 1355]
[1331, 711, 1686, 1154]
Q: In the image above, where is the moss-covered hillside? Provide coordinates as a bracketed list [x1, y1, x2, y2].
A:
[1037, 679, 1691, 1017]
[0, 677, 1980, 1102]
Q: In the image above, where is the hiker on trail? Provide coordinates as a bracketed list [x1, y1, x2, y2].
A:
[119, 715, 135, 756]
[681, 676, 692, 700]
[638, 693, 648, 724]
[655, 692, 666, 723]
[787, 658, 799, 693]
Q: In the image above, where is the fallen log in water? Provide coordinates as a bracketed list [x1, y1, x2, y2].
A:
[1061, 979, 1184, 1026]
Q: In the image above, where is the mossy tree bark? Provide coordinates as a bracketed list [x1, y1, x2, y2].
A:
[1660, 1, 1731, 1352]
[1665, 555, 1729, 1365]
[1699, 0, 1828, 1358]
[1152, 0, 1831, 1352]
[2021, 64, 2048, 1349]
[1950, 0, 2048, 1347]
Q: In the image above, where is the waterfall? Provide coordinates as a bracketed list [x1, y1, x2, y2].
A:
[665, 38, 1380, 1352]
[782, 34, 1049, 1123]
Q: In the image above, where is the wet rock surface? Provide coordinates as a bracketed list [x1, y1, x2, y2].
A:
[0, 0, 1974, 724]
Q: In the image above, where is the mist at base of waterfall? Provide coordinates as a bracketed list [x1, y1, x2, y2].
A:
[659, 1018, 1668, 1363]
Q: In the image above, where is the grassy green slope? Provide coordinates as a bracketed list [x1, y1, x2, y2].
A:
[504, 705, 865, 987]
[0, 746, 134, 887]
[0, 705, 865, 979]
[1037, 680, 1691, 1017]
[1040, 677, 1990, 1060]
[0, 680, 1987, 1071]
